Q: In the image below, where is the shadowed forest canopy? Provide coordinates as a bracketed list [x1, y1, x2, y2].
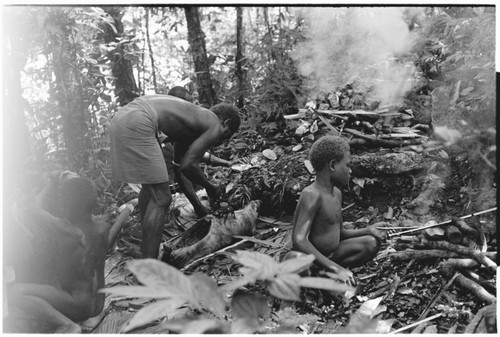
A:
[2, 4, 497, 334]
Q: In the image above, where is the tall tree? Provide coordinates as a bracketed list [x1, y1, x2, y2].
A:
[184, 6, 216, 107]
[145, 7, 158, 93]
[101, 6, 140, 106]
[47, 8, 92, 171]
[235, 7, 246, 108]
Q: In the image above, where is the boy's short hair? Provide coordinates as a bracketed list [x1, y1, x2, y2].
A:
[309, 136, 350, 171]
[210, 103, 241, 133]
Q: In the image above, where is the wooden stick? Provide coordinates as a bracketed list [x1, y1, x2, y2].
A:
[389, 207, 497, 237]
[316, 113, 341, 136]
[439, 258, 479, 270]
[415, 241, 497, 271]
[384, 274, 401, 301]
[418, 272, 459, 320]
[389, 313, 443, 334]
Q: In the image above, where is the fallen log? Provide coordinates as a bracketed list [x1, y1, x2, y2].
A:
[350, 150, 424, 176]
[162, 201, 261, 268]
[452, 272, 496, 305]
[389, 249, 462, 261]
[463, 270, 497, 295]
[439, 258, 479, 270]
[451, 218, 480, 241]
[343, 128, 425, 148]
[414, 241, 497, 271]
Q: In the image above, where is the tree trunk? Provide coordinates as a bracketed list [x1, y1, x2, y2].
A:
[235, 7, 246, 109]
[184, 7, 216, 107]
[49, 9, 91, 171]
[100, 6, 139, 106]
[145, 8, 157, 93]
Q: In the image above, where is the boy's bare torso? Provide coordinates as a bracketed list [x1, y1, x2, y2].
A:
[306, 184, 343, 257]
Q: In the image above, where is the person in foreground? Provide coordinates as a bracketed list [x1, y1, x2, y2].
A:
[291, 136, 386, 286]
[4, 172, 123, 333]
[109, 94, 241, 258]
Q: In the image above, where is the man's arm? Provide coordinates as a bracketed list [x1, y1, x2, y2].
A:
[174, 142, 211, 217]
[178, 127, 221, 199]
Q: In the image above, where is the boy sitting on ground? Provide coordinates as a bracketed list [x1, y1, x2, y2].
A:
[291, 136, 386, 286]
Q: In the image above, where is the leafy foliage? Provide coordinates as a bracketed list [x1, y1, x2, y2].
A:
[102, 250, 351, 332]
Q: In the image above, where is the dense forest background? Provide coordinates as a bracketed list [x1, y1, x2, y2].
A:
[2, 5, 496, 213]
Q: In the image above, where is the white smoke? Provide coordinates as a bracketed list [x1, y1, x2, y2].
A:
[293, 7, 423, 106]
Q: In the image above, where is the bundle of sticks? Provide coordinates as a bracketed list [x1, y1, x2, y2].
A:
[383, 207, 497, 307]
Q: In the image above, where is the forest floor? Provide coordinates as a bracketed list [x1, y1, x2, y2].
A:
[93, 109, 496, 334]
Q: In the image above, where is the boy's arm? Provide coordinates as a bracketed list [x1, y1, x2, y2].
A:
[337, 188, 386, 242]
[292, 190, 347, 274]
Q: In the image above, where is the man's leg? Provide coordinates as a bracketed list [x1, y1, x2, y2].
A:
[331, 235, 380, 268]
[138, 186, 152, 222]
[141, 182, 172, 258]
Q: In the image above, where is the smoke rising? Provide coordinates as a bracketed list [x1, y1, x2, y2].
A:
[293, 7, 422, 106]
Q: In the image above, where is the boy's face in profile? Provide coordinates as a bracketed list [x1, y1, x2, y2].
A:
[331, 150, 352, 187]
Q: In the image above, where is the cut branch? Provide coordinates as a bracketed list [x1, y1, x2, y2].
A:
[417, 241, 497, 271]
[389, 249, 462, 261]
[453, 272, 496, 305]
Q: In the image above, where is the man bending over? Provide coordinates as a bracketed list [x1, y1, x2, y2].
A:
[109, 94, 241, 258]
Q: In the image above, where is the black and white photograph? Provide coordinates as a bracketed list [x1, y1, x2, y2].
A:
[2, 2, 497, 334]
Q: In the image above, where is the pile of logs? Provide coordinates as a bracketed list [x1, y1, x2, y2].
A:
[285, 84, 432, 149]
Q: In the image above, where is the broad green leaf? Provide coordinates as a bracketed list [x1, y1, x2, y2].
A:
[277, 254, 315, 274]
[232, 250, 278, 270]
[299, 277, 353, 293]
[122, 297, 187, 332]
[189, 273, 226, 317]
[100, 285, 179, 299]
[266, 274, 301, 301]
[231, 289, 270, 320]
[127, 259, 191, 291]
[219, 270, 261, 294]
